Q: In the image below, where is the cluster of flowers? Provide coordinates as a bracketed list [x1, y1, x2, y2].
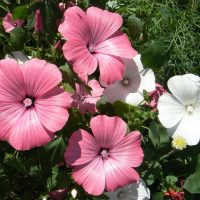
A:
[1, 4, 200, 200]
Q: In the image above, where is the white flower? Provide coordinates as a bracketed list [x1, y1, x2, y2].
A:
[105, 179, 150, 200]
[5, 51, 31, 64]
[103, 54, 155, 106]
[157, 74, 200, 146]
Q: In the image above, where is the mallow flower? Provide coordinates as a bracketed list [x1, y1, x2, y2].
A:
[58, 6, 137, 85]
[106, 179, 150, 200]
[0, 58, 72, 150]
[157, 74, 200, 146]
[65, 115, 144, 196]
[2, 13, 24, 33]
[72, 80, 104, 114]
[103, 54, 155, 106]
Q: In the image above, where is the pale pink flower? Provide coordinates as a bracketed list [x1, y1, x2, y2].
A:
[58, 6, 137, 85]
[65, 115, 144, 196]
[49, 189, 67, 200]
[2, 13, 24, 33]
[148, 83, 166, 109]
[34, 9, 43, 33]
[72, 80, 104, 114]
[103, 54, 155, 106]
[0, 58, 72, 150]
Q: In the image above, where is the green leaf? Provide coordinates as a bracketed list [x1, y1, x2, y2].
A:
[13, 6, 28, 20]
[166, 175, 178, 183]
[6, 157, 28, 175]
[184, 154, 200, 194]
[141, 40, 170, 69]
[42, 136, 66, 165]
[142, 162, 162, 185]
[148, 121, 160, 148]
[10, 27, 26, 50]
[152, 192, 163, 200]
[128, 15, 144, 37]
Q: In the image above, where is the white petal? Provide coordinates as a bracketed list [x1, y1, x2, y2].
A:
[126, 91, 144, 106]
[5, 51, 30, 64]
[105, 179, 150, 200]
[157, 93, 185, 128]
[138, 68, 155, 93]
[133, 54, 144, 72]
[168, 74, 200, 105]
[168, 111, 200, 146]
[103, 82, 129, 103]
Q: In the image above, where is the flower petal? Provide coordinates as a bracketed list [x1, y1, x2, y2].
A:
[95, 32, 137, 58]
[104, 158, 139, 191]
[126, 91, 144, 106]
[58, 6, 89, 41]
[35, 87, 72, 132]
[110, 131, 144, 168]
[0, 59, 25, 102]
[95, 54, 124, 85]
[138, 68, 155, 92]
[168, 111, 200, 146]
[168, 74, 200, 105]
[0, 103, 24, 140]
[87, 80, 104, 98]
[86, 7, 122, 43]
[103, 82, 129, 103]
[90, 115, 127, 148]
[72, 157, 105, 196]
[8, 108, 53, 150]
[62, 41, 98, 75]
[65, 129, 99, 166]
[21, 59, 62, 97]
[158, 93, 185, 128]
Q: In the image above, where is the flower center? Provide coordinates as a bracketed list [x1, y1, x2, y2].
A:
[13, 23, 17, 27]
[186, 105, 194, 113]
[122, 78, 130, 86]
[79, 95, 85, 101]
[87, 43, 95, 53]
[22, 97, 34, 108]
[99, 149, 109, 159]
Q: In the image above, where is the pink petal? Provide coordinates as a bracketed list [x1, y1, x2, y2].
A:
[72, 157, 105, 196]
[35, 87, 72, 132]
[95, 32, 137, 58]
[0, 103, 24, 140]
[8, 108, 53, 150]
[95, 54, 124, 85]
[104, 158, 140, 191]
[87, 80, 104, 98]
[90, 115, 127, 148]
[62, 41, 98, 75]
[110, 131, 144, 167]
[2, 13, 24, 33]
[21, 59, 62, 97]
[65, 129, 99, 166]
[0, 59, 25, 102]
[58, 6, 89, 41]
[86, 7, 122, 43]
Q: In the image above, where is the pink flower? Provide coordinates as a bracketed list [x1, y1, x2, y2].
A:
[2, 13, 24, 33]
[72, 80, 104, 114]
[49, 189, 67, 200]
[103, 54, 155, 106]
[65, 115, 144, 196]
[0, 58, 72, 150]
[148, 83, 166, 109]
[34, 9, 43, 33]
[58, 6, 137, 85]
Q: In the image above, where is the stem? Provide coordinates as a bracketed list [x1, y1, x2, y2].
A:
[160, 149, 176, 161]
